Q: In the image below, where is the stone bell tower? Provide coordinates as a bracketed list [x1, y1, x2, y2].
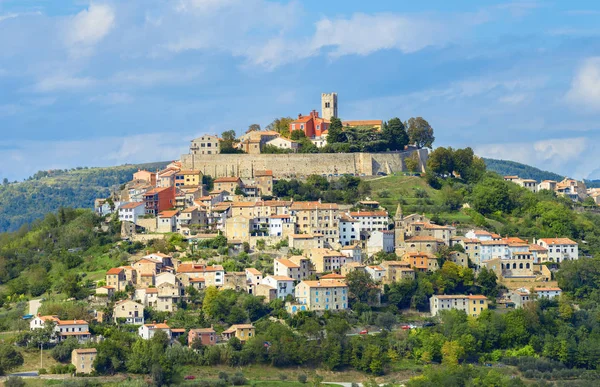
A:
[321, 92, 338, 121]
[394, 203, 405, 248]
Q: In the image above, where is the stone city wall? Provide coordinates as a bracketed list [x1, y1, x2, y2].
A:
[181, 149, 428, 179]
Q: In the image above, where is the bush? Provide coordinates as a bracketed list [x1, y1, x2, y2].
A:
[298, 374, 308, 383]
[229, 372, 247, 386]
[278, 373, 288, 381]
[39, 368, 47, 374]
[4, 377, 25, 387]
[218, 371, 229, 381]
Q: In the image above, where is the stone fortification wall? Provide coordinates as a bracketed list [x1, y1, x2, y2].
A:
[181, 149, 428, 178]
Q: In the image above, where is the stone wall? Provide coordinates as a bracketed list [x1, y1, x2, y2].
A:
[181, 149, 428, 178]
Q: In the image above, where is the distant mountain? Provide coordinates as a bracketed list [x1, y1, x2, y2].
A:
[0, 162, 169, 232]
[483, 158, 565, 182]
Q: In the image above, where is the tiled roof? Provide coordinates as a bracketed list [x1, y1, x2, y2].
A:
[73, 348, 97, 354]
[539, 238, 577, 245]
[301, 279, 347, 288]
[120, 202, 145, 209]
[214, 177, 241, 183]
[290, 202, 338, 210]
[177, 263, 223, 273]
[159, 210, 179, 218]
[106, 268, 123, 275]
[275, 258, 300, 268]
[349, 211, 388, 217]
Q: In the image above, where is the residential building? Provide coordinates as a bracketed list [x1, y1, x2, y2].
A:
[157, 210, 179, 233]
[295, 279, 349, 311]
[402, 252, 439, 272]
[380, 261, 415, 283]
[133, 258, 161, 276]
[222, 324, 255, 343]
[139, 322, 172, 340]
[190, 135, 221, 155]
[556, 178, 587, 202]
[289, 110, 330, 139]
[30, 315, 90, 343]
[175, 170, 203, 188]
[106, 268, 127, 291]
[365, 265, 385, 282]
[157, 168, 179, 188]
[268, 214, 295, 238]
[71, 348, 97, 374]
[289, 234, 323, 250]
[342, 120, 383, 130]
[214, 177, 243, 193]
[261, 275, 295, 300]
[189, 327, 217, 347]
[538, 180, 557, 192]
[404, 236, 445, 254]
[113, 300, 144, 324]
[274, 257, 312, 280]
[290, 201, 339, 247]
[176, 263, 224, 287]
[133, 170, 156, 186]
[245, 268, 263, 288]
[225, 215, 252, 242]
[535, 287, 562, 299]
[349, 210, 389, 233]
[254, 170, 274, 196]
[265, 137, 299, 151]
[340, 244, 362, 263]
[536, 238, 578, 262]
[118, 202, 146, 224]
[306, 248, 348, 273]
[339, 214, 360, 246]
[429, 294, 489, 317]
[143, 187, 176, 216]
[366, 230, 395, 256]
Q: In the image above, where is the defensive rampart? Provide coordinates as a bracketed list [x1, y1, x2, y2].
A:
[180, 149, 428, 178]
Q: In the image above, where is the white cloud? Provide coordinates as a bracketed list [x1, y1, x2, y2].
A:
[33, 74, 97, 93]
[475, 137, 589, 178]
[311, 13, 446, 58]
[0, 13, 18, 22]
[65, 3, 115, 56]
[565, 57, 600, 111]
[499, 93, 528, 104]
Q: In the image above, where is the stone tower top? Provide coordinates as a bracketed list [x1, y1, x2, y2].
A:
[321, 92, 338, 121]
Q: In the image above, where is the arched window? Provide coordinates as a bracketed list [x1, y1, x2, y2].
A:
[526, 263, 530, 269]
[519, 263, 523, 269]
[512, 263, 517, 269]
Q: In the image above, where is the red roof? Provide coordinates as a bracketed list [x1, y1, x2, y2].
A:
[106, 268, 124, 275]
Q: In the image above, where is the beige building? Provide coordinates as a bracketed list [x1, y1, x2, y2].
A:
[290, 202, 339, 247]
[254, 170, 274, 196]
[305, 248, 348, 273]
[274, 257, 312, 280]
[380, 260, 415, 283]
[402, 252, 440, 272]
[176, 263, 224, 287]
[403, 236, 445, 254]
[214, 177, 243, 193]
[407, 222, 456, 245]
[295, 279, 349, 311]
[113, 299, 144, 325]
[289, 234, 323, 250]
[71, 348, 97, 374]
[190, 135, 221, 155]
[225, 215, 252, 242]
[430, 294, 488, 317]
[222, 324, 255, 343]
[106, 268, 127, 291]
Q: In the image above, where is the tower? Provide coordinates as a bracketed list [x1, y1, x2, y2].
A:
[321, 92, 338, 121]
[394, 203, 405, 247]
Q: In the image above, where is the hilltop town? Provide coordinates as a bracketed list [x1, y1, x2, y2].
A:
[2, 95, 600, 384]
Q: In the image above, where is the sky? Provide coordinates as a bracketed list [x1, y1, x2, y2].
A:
[2, 0, 600, 181]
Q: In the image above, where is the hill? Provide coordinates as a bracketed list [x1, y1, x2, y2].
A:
[0, 162, 169, 232]
[483, 158, 565, 182]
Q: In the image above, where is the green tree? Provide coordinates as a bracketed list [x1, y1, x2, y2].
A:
[345, 270, 379, 306]
[0, 343, 24, 375]
[407, 117, 435, 148]
[266, 117, 293, 138]
[427, 147, 454, 176]
[383, 118, 409, 151]
[327, 117, 344, 144]
[477, 267, 499, 297]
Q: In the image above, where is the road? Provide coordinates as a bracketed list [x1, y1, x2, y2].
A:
[29, 299, 42, 315]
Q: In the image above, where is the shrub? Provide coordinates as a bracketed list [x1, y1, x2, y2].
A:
[218, 371, 229, 381]
[298, 374, 308, 383]
[229, 372, 247, 386]
[5, 377, 25, 387]
[278, 373, 288, 381]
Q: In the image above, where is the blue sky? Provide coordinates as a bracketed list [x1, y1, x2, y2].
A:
[2, 0, 600, 181]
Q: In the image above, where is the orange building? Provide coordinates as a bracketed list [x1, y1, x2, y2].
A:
[143, 186, 175, 216]
[133, 170, 157, 186]
[289, 110, 330, 138]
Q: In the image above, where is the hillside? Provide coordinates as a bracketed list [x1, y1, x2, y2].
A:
[483, 158, 565, 182]
[0, 162, 169, 232]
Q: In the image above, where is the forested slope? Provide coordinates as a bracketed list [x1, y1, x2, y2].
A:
[0, 162, 168, 232]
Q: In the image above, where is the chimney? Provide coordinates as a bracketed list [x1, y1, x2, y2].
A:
[298, 113, 302, 119]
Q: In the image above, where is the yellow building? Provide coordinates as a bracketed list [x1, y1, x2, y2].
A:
[429, 294, 488, 317]
[290, 201, 339, 247]
[295, 279, 349, 311]
[224, 215, 252, 243]
[175, 170, 203, 188]
[222, 324, 255, 343]
[379, 260, 415, 283]
[71, 348, 97, 374]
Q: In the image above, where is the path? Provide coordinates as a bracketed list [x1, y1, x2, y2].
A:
[29, 299, 42, 315]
